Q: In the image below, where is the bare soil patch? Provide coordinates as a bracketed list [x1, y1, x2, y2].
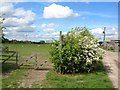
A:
[19, 70, 49, 88]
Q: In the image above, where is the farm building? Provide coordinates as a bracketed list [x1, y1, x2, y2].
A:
[99, 39, 120, 52]
[110, 40, 120, 52]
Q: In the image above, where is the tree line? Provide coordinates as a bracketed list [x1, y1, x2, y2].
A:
[2, 38, 46, 44]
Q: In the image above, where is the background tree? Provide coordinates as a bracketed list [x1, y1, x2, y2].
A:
[0, 16, 9, 43]
[0, 16, 5, 42]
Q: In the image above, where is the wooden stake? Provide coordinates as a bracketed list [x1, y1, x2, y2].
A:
[60, 31, 63, 50]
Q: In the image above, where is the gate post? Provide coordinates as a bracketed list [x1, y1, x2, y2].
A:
[16, 51, 19, 68]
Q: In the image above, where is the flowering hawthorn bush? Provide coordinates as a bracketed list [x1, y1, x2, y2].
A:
[50, 27, 104, 74]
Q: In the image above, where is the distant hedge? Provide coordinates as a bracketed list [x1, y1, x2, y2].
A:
[50, 27, 104, 74]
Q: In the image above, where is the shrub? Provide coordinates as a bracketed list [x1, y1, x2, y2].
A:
[108, 46, 114, 51]
[50, 27, 104, 74]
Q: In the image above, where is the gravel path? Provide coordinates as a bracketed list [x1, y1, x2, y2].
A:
[102, 51, 119, 89]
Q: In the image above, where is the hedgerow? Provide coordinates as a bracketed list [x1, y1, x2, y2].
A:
[50, 27, 104, 74]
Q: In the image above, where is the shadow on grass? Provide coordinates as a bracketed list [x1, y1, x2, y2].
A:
[2, 62, 18, 73]
[93, 61, 106, 72]
[85, 61, 107, 74]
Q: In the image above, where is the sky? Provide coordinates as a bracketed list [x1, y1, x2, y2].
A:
[0, 1, 118, 42]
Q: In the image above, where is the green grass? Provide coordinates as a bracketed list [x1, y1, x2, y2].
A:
[2, 68, 30, 88]
[32, 70, 113, 88]
[32, 62, 113, 88]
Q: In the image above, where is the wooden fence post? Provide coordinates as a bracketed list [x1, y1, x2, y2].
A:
[35, 54, 37, 65]
[60, 31, 63, 50]
[16, 51, 18, 64]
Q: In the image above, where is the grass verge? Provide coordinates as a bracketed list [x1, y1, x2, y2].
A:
[32, 70, 113, 88]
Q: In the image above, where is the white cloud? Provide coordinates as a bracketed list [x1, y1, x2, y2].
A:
[3, 8, 36, 27]
[51, 31, 67, 38]
[41, 23, 59, 29]
[3, 17, 26, 27]
[90, 28, 103, 35]
[51, 31, 67, 36]
[43, 28, 54, 32]
[15, 31, 67, 41]
[43, 3, 80, 19]
[1, 2, 36, 33]
[9, 25, 36, 32]
[49, 31, 67, 40]
[51, 31, 60, 36]
[0, 2, 14, 18]
[14, 8, 36, 23]
[90, 27, 118, 41]
[32, 31, 67, 41]
[41, 23, 60, 33]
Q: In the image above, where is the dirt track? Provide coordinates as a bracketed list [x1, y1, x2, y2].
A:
[19, 70, 49, 88]
[102, 51, 119, 89]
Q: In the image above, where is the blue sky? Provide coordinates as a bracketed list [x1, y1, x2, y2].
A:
[1, 2, 118, 41]
[15, 2, 117, 28]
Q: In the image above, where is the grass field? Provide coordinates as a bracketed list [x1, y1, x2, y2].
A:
[3, 43, 50, 57]
[2, 43, 114, 88]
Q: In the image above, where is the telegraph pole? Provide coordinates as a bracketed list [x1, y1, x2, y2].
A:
[103, 27, 106, 47]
